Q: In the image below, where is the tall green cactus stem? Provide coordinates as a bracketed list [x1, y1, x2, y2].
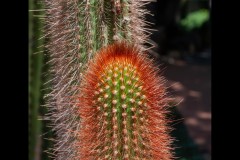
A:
[78, 43, 173, 159]
[29, 0, 45, 159]
[43, 0, 155, 159]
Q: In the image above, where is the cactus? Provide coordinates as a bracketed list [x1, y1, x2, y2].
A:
[42, 0, 173, 159]
[78, 42, 173, 159]
[29, 0, 44, 159]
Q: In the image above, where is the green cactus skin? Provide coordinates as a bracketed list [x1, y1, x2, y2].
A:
[29, 0, 45, 159]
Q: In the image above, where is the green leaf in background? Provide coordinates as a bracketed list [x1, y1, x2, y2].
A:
[180, 9, 210, 31]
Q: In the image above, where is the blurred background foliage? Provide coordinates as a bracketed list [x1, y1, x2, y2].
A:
[29, 0, 211, 159]
[180, 9, 209, 31]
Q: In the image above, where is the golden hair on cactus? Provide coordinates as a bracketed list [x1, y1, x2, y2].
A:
[77, 42, 173, 159]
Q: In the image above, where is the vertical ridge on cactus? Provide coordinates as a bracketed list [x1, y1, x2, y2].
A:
[78, 42, 173, 159]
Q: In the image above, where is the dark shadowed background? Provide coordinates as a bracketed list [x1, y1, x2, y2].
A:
[145, 0, 211, 159]
[29, 0, 211, 159]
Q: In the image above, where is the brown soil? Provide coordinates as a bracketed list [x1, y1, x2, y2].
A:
[163, 60, 211, 159]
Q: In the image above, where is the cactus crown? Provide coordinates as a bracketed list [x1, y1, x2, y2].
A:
[78, 42, 172, 159]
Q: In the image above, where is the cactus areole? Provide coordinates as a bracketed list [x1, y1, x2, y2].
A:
[78, 42, 172, 159]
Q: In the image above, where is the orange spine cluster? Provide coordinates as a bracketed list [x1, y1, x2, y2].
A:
[77, 42, 173, 160]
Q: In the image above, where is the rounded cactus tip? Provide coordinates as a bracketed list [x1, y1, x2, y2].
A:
[77, 42, 173, 159]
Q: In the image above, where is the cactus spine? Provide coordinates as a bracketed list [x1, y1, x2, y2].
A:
[42, 0, 171, 159]
[78, 42, 172, 159]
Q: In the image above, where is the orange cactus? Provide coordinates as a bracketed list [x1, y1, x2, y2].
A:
[77, 42, 173, 159]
